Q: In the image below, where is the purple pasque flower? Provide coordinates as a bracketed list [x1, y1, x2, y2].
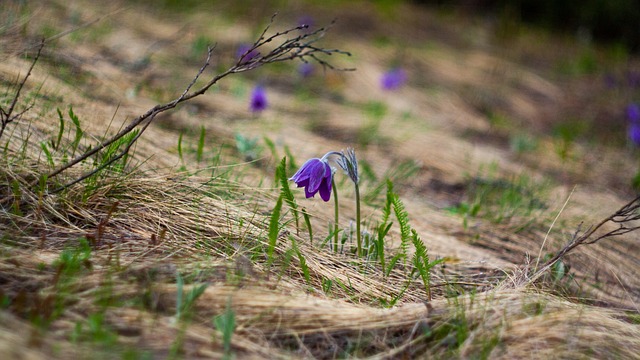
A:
[249, 85, 268, 113]
[289, 154, 336, 201]
[297, 15, 315, 32]
[298, 62, 314, 78]
[381, 68, 407, 90]
[236, 43, 260, 64]
[629, 123, 640, 146]
[627, 103, 640, 123]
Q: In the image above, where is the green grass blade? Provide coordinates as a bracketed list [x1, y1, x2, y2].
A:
[40, 141, 54, 167]
[291, 236, 311, 284]
[214, 298, 236, 360]
[197, 125, 205, 164]
[382, 180, 393, 225]
[267, 195, 283, 267]
[263, 136, 277, 163]
[302, 209, 313, 244]
[54, 108, 65, 150]
[376, 221, 392, 274]
[68, 105, 83, 155]
[386, 253, 402, 277]
[283, 145, 297, 172]
[175, 272, 184, 321]
[277, 157, 300, 233]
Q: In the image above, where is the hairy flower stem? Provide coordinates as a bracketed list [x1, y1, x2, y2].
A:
[355, 183, 361, 257]
[332, 178, 339, 253]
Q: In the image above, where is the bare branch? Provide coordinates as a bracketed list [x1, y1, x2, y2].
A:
[528, 194, 640, 284]
[173, 45, 215, 105]
[0, 15, 352, 205]
[0, 40, 45, 139]
[233, 18, 353, 73]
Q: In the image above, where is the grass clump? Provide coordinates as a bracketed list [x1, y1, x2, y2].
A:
[448, 164, 550, 232]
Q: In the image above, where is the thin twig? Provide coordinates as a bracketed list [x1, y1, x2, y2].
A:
[0, 40, 44, 139]
[528, 194, 640, 284]
[0, 15, 352, 205]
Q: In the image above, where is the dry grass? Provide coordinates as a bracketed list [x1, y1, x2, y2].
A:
[1, 0, 639, 358]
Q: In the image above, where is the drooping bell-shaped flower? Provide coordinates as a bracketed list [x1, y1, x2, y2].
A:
[249, 85, 268, 113]
[381, 68, 407, 90]
[289, 157, 334, 201]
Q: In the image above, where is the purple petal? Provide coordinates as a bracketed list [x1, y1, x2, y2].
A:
[306, 160, 327, 193]
[629, 123, 640, 146]
[304, 184, 317, 198]
[627, 103, 640, 123]
[318, 169, 333, 202]
[290, 158, 317, 183]
[295, 178, 309, 189]
[290, 157, 333, 200]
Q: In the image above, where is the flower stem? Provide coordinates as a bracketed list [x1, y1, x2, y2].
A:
[332, 177, 339, 253]
[355, 182, 361, 257]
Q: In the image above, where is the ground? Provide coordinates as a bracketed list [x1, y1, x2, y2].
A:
[0, 0, 639, 359]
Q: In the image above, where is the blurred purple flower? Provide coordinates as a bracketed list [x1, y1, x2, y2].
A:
[298, 62, 314, 77]
[249, 85, 267, 113]
[289, 157, 333, 201]
[236, 43, 259, 64]
[297, 15, 315, 31]
[629, 123, 640, 146]
[381, 68, 407, 90]
[627, 103, 640, 123]
[603, 73, 616, 88]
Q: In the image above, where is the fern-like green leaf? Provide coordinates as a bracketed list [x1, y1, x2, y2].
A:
[411, 229, 430, 297]
[392, 192, 411, 263]
[381, 179, 394, 225]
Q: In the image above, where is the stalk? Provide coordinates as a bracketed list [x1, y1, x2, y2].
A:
[355, 182, 361, 257]
[332, 177, 339, 253]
